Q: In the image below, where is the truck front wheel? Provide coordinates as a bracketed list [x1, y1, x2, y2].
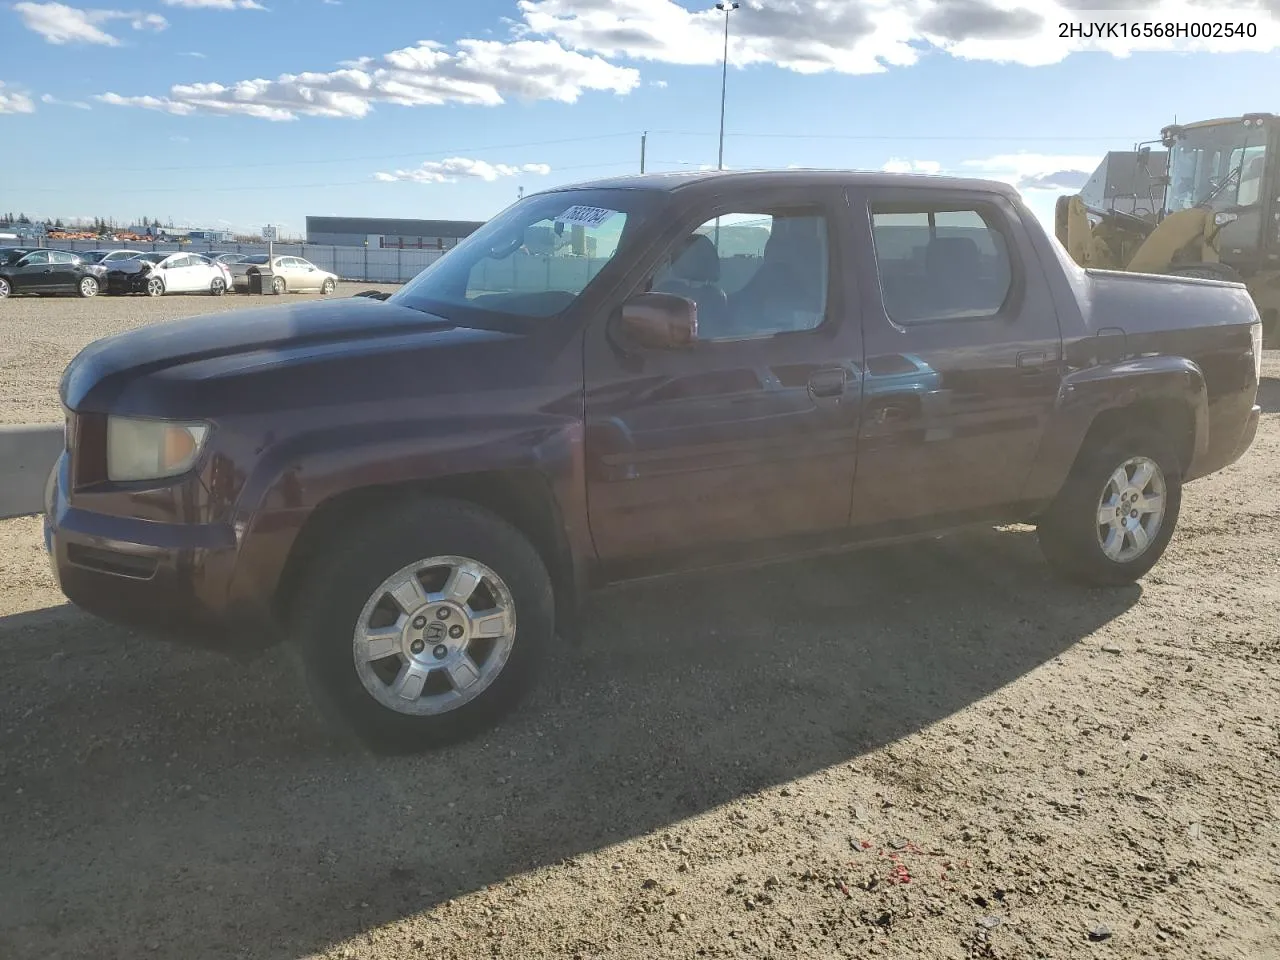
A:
[1036, 429, 1183, 586]
[290, 499, 555, 751]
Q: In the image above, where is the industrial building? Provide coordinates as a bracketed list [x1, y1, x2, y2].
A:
[306, 216, 486, 250]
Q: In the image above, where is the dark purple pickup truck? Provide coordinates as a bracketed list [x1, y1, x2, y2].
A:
[44, 171, 1263, 749]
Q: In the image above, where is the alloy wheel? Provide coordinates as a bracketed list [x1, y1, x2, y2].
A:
[351, 555, 517, 717]
[1096, 456, 1167, 562]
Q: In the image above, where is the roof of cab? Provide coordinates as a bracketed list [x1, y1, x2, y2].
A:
[535, 168, 1021, 196]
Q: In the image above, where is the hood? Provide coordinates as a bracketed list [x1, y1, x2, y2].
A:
[60, 295, 487, 412]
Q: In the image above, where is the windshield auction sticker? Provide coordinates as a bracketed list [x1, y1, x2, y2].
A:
[554, 206, 617, 228]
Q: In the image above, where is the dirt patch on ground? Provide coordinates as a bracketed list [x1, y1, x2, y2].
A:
[0, 295, 1276, 960]
[0, 283, 398, 424]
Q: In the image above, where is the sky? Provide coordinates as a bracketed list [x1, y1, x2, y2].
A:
[2, 0, 1279, 238]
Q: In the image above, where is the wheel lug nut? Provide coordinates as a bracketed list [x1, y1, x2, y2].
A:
[436, 608, 451, 620]
[410, 640, 425, 654]
[433, 644, 449, 660]
[412, 616, 427, 629]
[448, 624, 464, 639]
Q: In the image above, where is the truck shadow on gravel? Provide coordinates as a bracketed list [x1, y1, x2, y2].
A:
[0, 527, 1139, 960]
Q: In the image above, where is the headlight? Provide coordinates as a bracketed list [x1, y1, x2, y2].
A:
[106, 416, 210, 482]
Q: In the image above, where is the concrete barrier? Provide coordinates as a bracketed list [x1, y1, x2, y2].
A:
[0, 423, 63, 520]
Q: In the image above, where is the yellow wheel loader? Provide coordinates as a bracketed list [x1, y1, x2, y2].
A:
[1056, 113, 1280, 343]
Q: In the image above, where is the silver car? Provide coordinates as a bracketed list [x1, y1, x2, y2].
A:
[228, 254, 339, 295]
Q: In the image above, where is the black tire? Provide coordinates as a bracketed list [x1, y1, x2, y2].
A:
[146, 276, 165, 297]
[211, 277, 226, 297]
[1036, 428, 1183, 586]
[290, 498, 554, 752]
[272, 275, 286, 295]
[0, 277, 9, 299]
[78, 276, 99, 298]
[321, 278, 336, 295]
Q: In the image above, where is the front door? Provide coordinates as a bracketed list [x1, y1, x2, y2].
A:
[12, 251, 53, 292]
[846, 186, 1064, 531]
[584, 186, 865, 562]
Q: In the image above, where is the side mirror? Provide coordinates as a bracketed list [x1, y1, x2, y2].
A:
[618, 292, 698, 349]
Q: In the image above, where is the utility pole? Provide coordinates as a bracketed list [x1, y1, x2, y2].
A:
[715, 2, 739, 171]
[640, 130, 648, 173]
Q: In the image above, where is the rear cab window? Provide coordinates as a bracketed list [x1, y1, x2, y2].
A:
[868, 201, 1016, 324]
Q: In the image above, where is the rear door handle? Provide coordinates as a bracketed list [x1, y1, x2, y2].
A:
[808, 367, 847, 398]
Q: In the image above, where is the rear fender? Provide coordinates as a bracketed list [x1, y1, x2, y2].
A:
[1022, 355, 1208, 505]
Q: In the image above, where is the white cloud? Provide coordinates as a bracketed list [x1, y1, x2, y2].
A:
[15, 2, 168, 45]
[96, 37, 639, 120]
[375, 157, 553, 183]
[876, 152, 1100, 196]
[882, 158, 943, 174]
[179, 51, 207, 57]
[517, 0, 1280, 75]
[162, 0, 267, 9]
[0, 82, 37, 114]
[40, 92, 92, 109]
[962, 152, 1100, 191]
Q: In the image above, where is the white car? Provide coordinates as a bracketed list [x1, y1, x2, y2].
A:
[106, 252, 233, 297]
[80, 249, 148, 265]
[228, 254, 339, 295]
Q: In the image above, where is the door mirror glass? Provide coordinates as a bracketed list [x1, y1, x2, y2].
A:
[618, 292, 698, 349]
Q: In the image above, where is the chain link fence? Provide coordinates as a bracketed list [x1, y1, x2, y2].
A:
[35, 239, 447, 285]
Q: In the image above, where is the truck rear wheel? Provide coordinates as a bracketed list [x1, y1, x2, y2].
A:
[290, 499, 554, 751]
[1036, 429, 1182, 586]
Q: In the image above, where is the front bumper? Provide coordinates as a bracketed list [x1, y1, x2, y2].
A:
[105, 271, 152, 295]
[43, 451, 276, 649]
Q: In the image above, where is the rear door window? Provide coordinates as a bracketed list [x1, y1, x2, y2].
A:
[869, 204, 1014, 323]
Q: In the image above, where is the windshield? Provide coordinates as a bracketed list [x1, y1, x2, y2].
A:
[1166, 121, 1269, 213]
[388, 188, 658, 324]
[81, 251, 108, 263]
[242, 255, 270, 265]
[137, 253, 166, 263]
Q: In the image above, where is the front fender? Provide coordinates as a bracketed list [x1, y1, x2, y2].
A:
[222, 413, 589, 612]
[1022, 355, 1208, 505]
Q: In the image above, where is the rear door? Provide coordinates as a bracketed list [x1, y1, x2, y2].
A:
[584, 183, 866, 561]
[48, 251, 80, 290]
[845, 185, 1064, 531]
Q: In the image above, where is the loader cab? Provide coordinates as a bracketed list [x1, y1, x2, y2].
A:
[1160, 113, 1279, 273]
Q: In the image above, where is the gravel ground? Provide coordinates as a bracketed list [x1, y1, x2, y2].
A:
[0, 293, 1277, 960]
[0, 283, 399, 425]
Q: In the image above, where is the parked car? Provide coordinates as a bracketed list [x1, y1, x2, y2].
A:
[227, 254, 338, 294]
[44, 171, 1264, 750]
[213, 253, 248, 265]
[0, 246, 36, 265]
[105, 251, 231, 297]
[80, 249, 148, 265]
[0, 249, 107, 299]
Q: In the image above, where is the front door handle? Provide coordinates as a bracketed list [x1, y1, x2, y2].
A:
[808, 367, 847, 398]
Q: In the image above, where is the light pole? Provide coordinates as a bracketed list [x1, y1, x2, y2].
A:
[715, 1, 738, 172]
